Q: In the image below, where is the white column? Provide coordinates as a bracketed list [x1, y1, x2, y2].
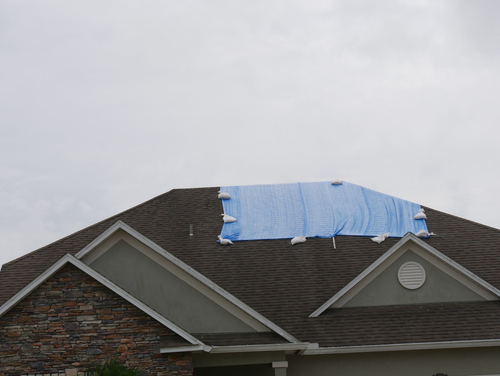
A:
[272, 361, 288, 376]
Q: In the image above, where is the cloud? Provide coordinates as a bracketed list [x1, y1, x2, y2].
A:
[450, 0, 500, 59]
[1, 1, 500, 265]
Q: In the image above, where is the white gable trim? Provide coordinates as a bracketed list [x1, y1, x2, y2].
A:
[331, 240, 497, 308]
[0, 253, 207, 349]
[309, 233, 500, 317]
[81, 229, 269, 332]
[75, 220, 299, 343]
[160, 345, 206, 354]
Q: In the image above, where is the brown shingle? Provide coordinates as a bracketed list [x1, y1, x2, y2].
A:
[287, 301, 500, 347]
[2, 187, 500, 348]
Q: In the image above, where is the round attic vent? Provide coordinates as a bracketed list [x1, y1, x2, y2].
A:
[398, 261, 426, 290]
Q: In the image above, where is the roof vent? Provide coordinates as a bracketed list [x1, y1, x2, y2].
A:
[398, 261, 426, 290]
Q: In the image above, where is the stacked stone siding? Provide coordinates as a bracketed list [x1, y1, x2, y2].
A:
[0, 264, 192, 376]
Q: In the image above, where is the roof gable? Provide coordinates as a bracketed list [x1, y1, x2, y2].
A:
[83, 230, 265, 333]
[341, 249, 488, 308]
[75, 220, 299, 342]
[310, 233, 500, 316]
[0, 253, 205, 348]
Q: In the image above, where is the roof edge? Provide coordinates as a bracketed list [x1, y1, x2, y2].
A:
[1, 189, 183, 268]
[0, 253, 204, 347]
[303, 338, 500, 355]
[160, 345, 207, 354]
[422, 205, 500, 234]
[205, 342, 311, 354]
[75, 220, 300, 344]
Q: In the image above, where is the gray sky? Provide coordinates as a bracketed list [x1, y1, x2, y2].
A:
[2, 0, 500, 267]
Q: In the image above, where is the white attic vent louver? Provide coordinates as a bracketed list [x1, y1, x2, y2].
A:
[398, 261, 426, 290]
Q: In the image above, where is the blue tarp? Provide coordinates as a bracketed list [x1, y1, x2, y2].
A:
[219, 181, 428, 241]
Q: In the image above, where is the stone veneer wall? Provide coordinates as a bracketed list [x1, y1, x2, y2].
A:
[0, 264, 192, 376]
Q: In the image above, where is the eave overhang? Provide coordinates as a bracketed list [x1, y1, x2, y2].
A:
[303, 338, 500, 355]
[160, 342, 315, 355]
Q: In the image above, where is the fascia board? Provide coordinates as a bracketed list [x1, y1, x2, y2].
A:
[75, 220, 299, 344]
[309, 233, 500, 317]
[160, 345, 207, 354]
[206, 343, 311, 354]
[303, 338, 500, 355]
[0, 253, 204, 347]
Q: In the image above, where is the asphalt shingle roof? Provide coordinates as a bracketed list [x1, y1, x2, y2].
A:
[2, 186, 500, 347]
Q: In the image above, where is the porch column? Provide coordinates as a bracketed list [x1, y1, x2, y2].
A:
[272, 361, 288, 376]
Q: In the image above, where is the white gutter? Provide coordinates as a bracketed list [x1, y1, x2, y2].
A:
[159, 342, 316, 354]
[303, 339, 500, 355]
[208, 342, 312, 353]
[159, 339, 500, 356]
[160, 345, 207, 354]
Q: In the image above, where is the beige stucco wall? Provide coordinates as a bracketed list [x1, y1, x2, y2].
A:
[192, 347, 500, 376]
[344, 250, 485, 307]
[287, 347, 500, 376]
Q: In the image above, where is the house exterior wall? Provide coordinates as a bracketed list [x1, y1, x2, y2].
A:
[287, 347, 500, 376]
[185, 346, 500, 376]
[192, 351, 285, 376]
[195, 364, 274, 376]
[0, 265, 192, 376]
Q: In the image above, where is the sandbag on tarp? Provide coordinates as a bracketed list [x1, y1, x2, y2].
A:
[219, 181, 428, 241]
[218, 191, 231, 200]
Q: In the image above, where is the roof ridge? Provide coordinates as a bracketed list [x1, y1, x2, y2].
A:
[2, 188, 180, 268]
[422, 205, 500, 234]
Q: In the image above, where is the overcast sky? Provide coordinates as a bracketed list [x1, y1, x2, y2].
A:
[2, 0, 500, 267]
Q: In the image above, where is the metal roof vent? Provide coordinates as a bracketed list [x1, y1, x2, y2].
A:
[398, 261, 426, 290]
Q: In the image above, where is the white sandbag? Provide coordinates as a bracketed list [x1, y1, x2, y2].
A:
[371, 233, 390, 244]
[291, 236, 307, 245]
[218, 235, 233, 245]
[331, 179, 343, 185]
[415, 230, 429, 238]
[218, 191, 231, 200]
[414, 208, 427, 220]
[221, 214, 237, 223]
